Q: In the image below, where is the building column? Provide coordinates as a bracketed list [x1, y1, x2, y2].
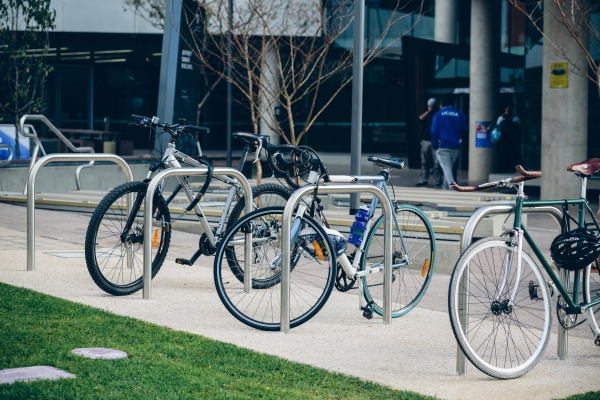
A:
[434, 0, 457, 44]
[540, 0, 588, 199]
[468, 0, 500, 182]
[259, 44, 281, 145]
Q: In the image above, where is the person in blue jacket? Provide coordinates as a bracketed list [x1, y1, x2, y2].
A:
[431, 93, 468, 190]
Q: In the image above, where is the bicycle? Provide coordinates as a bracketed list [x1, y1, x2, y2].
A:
[84, 115, 293, 296]
[213, 134, 437, 330]
[448, 161, 600, 379]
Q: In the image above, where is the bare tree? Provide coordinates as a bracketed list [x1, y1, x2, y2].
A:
[179, 0, 425, 181]
[124, 0, 166, 29]
[0, 0, 56, 158]
[509, 0, 600, 92]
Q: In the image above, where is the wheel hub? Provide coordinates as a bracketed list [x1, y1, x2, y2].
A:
[491, 299, 512, 316]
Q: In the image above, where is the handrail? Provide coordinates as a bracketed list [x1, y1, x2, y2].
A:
[27, 153, 134, 271]
[19, 114, 96, 193]
[143, 167, 253, 299]
[281, 184, 393, 333]
[0, 144, 14, 165]
[455, 204, 565, 376]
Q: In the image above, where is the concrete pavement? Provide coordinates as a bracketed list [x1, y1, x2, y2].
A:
[0, 203, 599, 399]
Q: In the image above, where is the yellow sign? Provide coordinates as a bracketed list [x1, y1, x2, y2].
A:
[550, 62, 568, 88]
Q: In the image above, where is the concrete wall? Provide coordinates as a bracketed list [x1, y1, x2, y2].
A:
[50, 0, 162, 34]
[0, 162, 199, 194]
[540, 0, 588, 200]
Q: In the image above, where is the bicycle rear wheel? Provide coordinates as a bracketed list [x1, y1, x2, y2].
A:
[448, 237, 552, 379]
[214, 206, 336, 331]
[360, 205, 435, 317]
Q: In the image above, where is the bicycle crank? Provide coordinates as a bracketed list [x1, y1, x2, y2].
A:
[335, 253, 356, 292]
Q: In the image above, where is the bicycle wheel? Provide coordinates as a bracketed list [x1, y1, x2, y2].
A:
[360, 205, 435, 317]
[214, 206, 336, 331]
[85, 181, 171, 296]
[583, 262, 600, 336]
[226, 183, 292, 229]
[448, 237, 552, 379]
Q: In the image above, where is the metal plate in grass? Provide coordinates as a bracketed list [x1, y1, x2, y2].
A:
[72, 348, 128, 359]
[0, 366, 75, 384]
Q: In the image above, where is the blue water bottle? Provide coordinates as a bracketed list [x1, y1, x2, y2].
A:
[348, 205, 370, 246]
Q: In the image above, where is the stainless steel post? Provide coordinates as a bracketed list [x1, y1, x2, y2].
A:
[281, 184, 392, 333]
[0, 144, 14, 165]
[143, 167, 252, 300]
[349, 0, 365, 214]
[26, 153, 133, 271]
[558, 268, 569, 360]
[455, 204, 564, 375]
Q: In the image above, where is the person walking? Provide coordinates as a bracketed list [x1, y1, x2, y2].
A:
[431, 93, 468, 190]
[495, 102, 522, 172]
[415, 98, 442, 187]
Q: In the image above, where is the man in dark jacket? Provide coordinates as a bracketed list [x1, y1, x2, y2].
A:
[416, 98, 442, 187]
[431, 93, 468, 190]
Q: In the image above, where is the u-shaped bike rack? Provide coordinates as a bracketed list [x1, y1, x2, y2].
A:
[0, 144, 14, 165]
[143, 167, 253, 300]
[455, 204, 566, 376]
[27, 153, 134, 271]
[281, 184, 393, 334]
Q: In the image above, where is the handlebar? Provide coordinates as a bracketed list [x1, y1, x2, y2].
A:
[130, 114, 210, 139]
[451, 165, 542, 192]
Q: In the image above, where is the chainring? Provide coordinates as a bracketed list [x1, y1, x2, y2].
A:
[335, 253, 356, 292]
[199, 230, 217, 256]
[557, 294, 584, 330]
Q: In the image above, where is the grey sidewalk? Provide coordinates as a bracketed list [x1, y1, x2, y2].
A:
[0, 203, 599, 399]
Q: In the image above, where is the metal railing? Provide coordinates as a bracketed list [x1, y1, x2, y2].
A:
[0, 144, 14, 165]
[455, 204, 565, 376]
[19, 114, 96, 193]
[281, 184, 393, 334]
[143, 167, 252, 300]
[27, 153, 134, 271]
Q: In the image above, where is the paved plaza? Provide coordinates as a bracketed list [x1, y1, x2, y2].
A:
[0, 202, 599, 399]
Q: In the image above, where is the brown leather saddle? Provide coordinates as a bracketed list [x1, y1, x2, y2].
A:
[567, 158, 600, 177]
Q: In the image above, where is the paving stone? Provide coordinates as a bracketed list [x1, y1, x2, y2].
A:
[72, 348, 128, 360]
[0, 366, 75, 384]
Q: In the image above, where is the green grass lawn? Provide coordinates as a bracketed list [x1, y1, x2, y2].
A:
[0, 282, 431, 399]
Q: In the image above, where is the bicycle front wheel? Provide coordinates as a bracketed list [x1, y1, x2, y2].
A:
[448, 237, 552, 379]
[214, 206, 336, 331]
[84, 181, 171, 296]
[361, 205, 436, 317]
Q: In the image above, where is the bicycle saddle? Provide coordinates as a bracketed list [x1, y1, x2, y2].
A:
[367, 156, 404, 170]
[232, 132, 270, 145]
[567, 158, 600, 177]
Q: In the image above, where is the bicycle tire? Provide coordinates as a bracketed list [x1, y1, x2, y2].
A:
[583, 263, 600, 337]
[448, 237, 552, 379]
[85, 181, 171, 296]
[360, 205, 436, 317]
[214, 206, 336, 331]
[226, 183, 292, 230]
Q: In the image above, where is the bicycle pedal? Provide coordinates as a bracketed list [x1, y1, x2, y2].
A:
[175, 258, 192, 266]
[595, 335, 600, 347]
[361, 304, 374, 320]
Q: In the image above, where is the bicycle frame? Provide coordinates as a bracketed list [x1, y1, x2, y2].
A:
[505, 177, 600, 336]
[149, 141, 252, 248]
[283, 172, 410, 279]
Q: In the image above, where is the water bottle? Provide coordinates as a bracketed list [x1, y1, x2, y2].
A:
[348, 205, 370, 246]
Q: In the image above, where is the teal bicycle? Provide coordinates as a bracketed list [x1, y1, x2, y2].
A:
[448, 160, 600, 379]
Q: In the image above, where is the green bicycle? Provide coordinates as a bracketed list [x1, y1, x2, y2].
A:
[448, 160, 600, 379]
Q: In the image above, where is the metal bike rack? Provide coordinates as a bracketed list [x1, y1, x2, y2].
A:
[455, 204, 565, 376]
[27, 153, 134, 271]
[0, 144, 14, 165]
[143, 167, 252, 300]
[19, 114, 96, 193]
[281, 184, 393, 334]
